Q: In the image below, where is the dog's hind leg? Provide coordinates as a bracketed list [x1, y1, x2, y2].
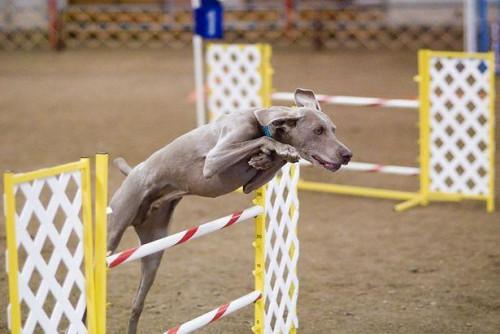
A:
[127, 198, 182, 334]
[107, 194, 141, 254]
[107, 172, 150, 254]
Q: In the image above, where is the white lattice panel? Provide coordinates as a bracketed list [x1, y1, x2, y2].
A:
[264, 163, 300, 333]
[206, 44, 264, 120]
[428, 55, 493, 196]
[8, 172, 88, 333]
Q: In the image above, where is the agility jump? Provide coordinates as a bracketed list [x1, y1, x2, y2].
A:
[276, 51, 495, 212]
[4, 155, 300, 334]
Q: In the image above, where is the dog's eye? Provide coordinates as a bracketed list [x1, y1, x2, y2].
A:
[314, 127, 324, 135]
[331, 127, 336, 134]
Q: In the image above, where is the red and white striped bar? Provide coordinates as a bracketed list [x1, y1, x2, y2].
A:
[107, 205, 263, 268]
[272, 92, 419, 109]
[300, 160, 420, 176]
[164, 290, 261, 334]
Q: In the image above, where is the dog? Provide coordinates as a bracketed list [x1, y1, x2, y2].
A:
[108, 88, 352, 333]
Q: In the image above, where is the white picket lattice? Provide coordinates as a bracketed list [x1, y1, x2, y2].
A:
[264, 163, 300, 333]
[8, 172, 88, 334]
[428, 55, 492, 196]
[205, 43, 300, 332]
[206, 44, 266, 120]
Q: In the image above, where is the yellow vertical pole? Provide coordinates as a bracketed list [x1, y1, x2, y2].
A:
[94, 153, 109, 334]
[253, 43, 272, 334]
[418, 50, 431, 206]
[80, 158, 97, 334]
[487, 53, 496, 213]
[289, 164, 297, 334]
[4, 172, 21, 334]
[253, 186, 266, 334]
[260, 44, 273, 107]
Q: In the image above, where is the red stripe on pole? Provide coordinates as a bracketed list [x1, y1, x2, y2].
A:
[224, 211, 243, 228]
[211, 303, 229, 323]
[326, 96, 337, 104]
[368, 99, 385, 107]
[370, 164, 382, 172]
[166, 325, 180, 334]
[175, 226, 199, 245]
[109, 246, 138, 268]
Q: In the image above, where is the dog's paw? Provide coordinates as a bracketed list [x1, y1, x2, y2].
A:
[275, 144, 300, 163]
[249, 153, 274, 170]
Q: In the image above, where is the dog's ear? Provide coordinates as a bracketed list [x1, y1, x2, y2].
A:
[254, 107, 304, 132]
[294, 88, 321, 111]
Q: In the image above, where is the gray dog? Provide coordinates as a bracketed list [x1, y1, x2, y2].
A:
[108, 88, 352, 333]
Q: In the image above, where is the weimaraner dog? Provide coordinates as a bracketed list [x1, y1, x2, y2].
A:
[108, 88, 352, 333]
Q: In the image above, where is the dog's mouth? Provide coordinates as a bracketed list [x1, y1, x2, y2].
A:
[312, 155, 341, 172]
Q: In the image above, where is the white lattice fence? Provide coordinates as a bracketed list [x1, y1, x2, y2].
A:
[425, 51, 494, 206]
[205, 43, 272, 121]
[264, 163, 300, 333]
[4, 161, 96, 334]
[0, 0, 51, 50]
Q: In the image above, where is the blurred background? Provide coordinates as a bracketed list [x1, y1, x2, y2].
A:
[1, 1, 500, 333]
[0, 0, 499, 51]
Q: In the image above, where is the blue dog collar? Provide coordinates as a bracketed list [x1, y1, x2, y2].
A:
[262, 125, 272, 138]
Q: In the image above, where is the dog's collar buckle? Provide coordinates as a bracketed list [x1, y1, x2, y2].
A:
[262, 125, 272, 138]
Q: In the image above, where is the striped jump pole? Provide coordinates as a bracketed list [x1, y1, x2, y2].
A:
[107, 205, 263, 268]
[299, 160, 420, 176]
[342, 162, 419, 176]
[301, 160, 420, 176]
[272, 92, 419, 109]
[164, 291, 261, 334]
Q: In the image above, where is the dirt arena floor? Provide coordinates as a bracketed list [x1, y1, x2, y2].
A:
[1, 48, 499, 334]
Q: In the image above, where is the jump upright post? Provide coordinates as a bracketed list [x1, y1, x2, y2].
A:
[4, 155, 301, 333]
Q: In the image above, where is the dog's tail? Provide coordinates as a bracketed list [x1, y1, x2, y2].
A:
[113, 157, 132, 176]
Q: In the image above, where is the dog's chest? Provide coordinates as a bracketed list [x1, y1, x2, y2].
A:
[187, 159, 259, 197]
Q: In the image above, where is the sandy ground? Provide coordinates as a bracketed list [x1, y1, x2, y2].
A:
[0, 48, 499, 334]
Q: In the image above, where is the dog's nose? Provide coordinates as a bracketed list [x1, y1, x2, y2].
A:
[340, 149, 352, 165]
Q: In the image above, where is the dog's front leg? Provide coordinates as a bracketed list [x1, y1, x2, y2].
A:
[203, 136, 298, 178]
[243, 159, 287, 193]
[248, 152, 275, 170]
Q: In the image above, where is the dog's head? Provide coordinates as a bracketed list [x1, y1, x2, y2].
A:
[254, 88, 352, 172]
